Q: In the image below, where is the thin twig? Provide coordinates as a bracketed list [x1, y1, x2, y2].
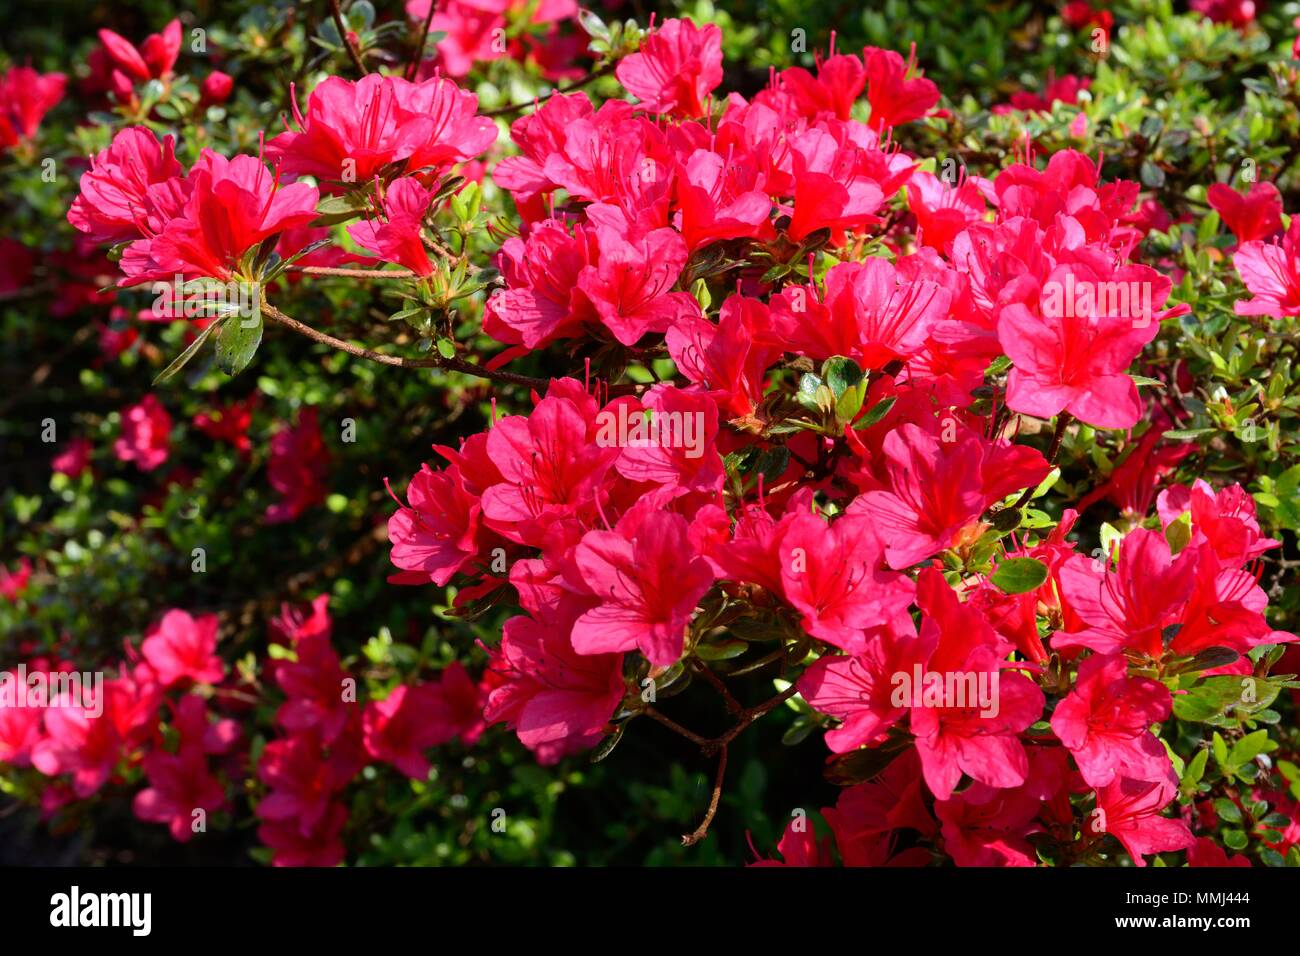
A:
[261, 300, 548, 389]
[643, 706, 711, 748]
[406, 0, 438, 80]
[328, 0, 369, 75]
[289, 265, 416, 279]
[682, 745, 728, 847]
[482, 62, 616, 119]
[691, 658, 744, 715]
[1011, 411, 1073, 511]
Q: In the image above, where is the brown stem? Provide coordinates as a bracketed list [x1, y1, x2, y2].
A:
[643, 706, 712, 748]
[406, 0, 437, 80]
[1011, 411, 1073, 511]
[328, 0, 369, 75]
[691, 658, 744, 716]
[290, 265, 416, 279]
[261, 300, 548, 389]
[482, 62, 616, 119]
[682, 745, 728, 847]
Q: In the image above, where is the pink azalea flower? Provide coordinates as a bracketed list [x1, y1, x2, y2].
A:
[113, 393, 172, 472]
[387, 462, 484, 587]
[934, 780, 1040, 867]
[748, 819, 836, 867]
[1156, 479, 1280, 568]
[1232, 218, 1300, 317]
[1207, 181, 1282, 243]
[1050, 653, 1171, 787]
[31, 676, 160, 798]
[51, 436, 93, 478]
[850, 421, 1050, 570]
[997, 261, 1173, 429]
[785, 128, 893, 243]
[256, 733, 355, 836]
[390, 75, 498, 173]
[612, 383, 724, 495]
[272, 615, 355, 747]
[1054, 528, 1196, 658]
[1186, 835, 1251, 867]
[0, 558, 32, 603]
[0, 674, 44, 765]
[615, 18, 723, 119]
[674, 148, 774, 251]
[68, 126, 184, 245]
[98, 19, 182, 84]
[131, 151, 319, 285]
[269, 74, 430, 187]
[768, 258, 949, 367]
[493, 93, 594, 213]
[570, 505, 714, 666]
[665, 294, 779, 420]
[1093, 773, 1195, 866]
[133, 745, 227, 842]
[1190, 0, 1257, 29]
[141, 609, 225, 688]
[258, 801, 348, 867]
[362, 683, 445, 780]
[862, 45, 940, 131]
[779, 53, 867, 122]
[577, 226, 699, 346]
[347, 176, 437, 276]
[798, 617, 935, 751]
[906, 169, 990, 252]
[0, 66, 65, 147]
[776, 511, 915, 653]
[265, 407, 330, 524]
[480, 388, 621, 545]
[908, 570, 1044, 800]
[484, 610, 625, 760]
[483, 219, 598, 348]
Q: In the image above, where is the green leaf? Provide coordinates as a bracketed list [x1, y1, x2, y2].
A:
[214, 314, 263, 376]
[153, 318, 223, 385]
[1227, 729, 1275, 767]
[1212, 731, 1229, 770]
[1213, 798, 1243, 824]
[853, 395, 897, 430]
[1222, 829, 1248, 851]
[990, 557, 1048, 594]
[312, 192, 369, 227]
[590, 726, 623, 763]
[1184, 748, 1210, 787]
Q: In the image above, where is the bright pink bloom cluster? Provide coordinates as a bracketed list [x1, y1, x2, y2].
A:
[375, 19, 1294, 868]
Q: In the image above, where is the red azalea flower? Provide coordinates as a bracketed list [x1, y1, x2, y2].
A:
[113, 394, 172, 472]
[141, 609, 225, 688]
[265, 407, 330, 524]
[615, 18, 723, 119]
[1093, 773, 1195, 866]
[1050, 653, 1172, 787]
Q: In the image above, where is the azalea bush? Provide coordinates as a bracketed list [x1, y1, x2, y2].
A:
[2, 0, 1300, 869]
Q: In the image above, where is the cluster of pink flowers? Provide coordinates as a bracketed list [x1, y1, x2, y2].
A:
[0, 594, 490, 864]
[255, 596, 485, 865]
[22, 10, 1300, 867]
[374, 18, 1296, 866]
